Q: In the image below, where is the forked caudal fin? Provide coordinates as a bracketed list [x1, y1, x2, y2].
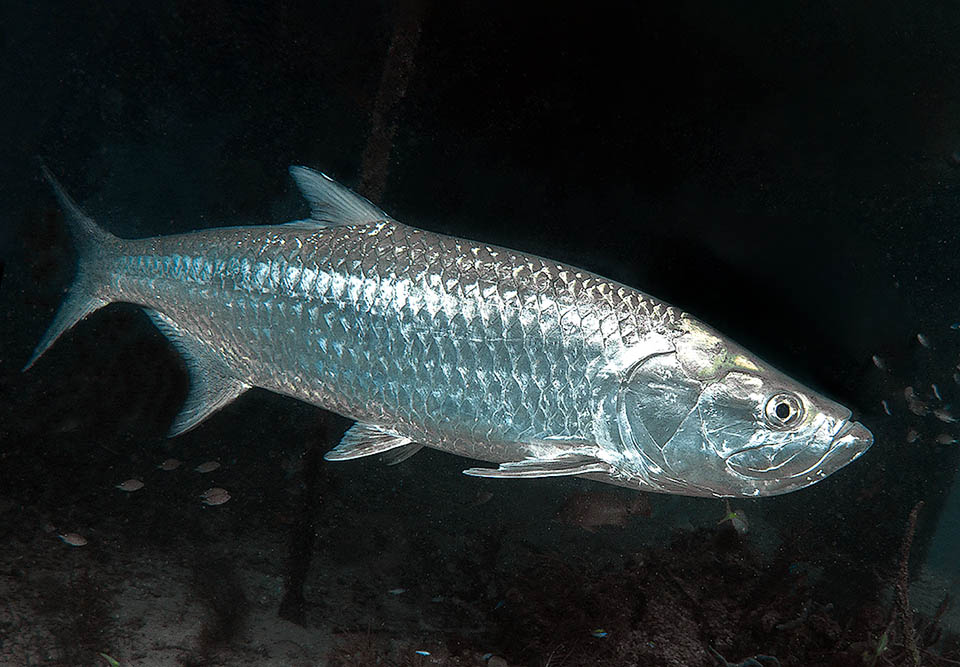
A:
[22, 167, 253, 438]
[23, 166, 120, 371]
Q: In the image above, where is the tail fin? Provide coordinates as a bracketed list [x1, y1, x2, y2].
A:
[23, 166, 120, 371]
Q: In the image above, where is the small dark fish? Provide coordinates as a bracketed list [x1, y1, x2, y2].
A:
[467, 490, 494, 508]
[158, 458, 181, 471]
[718, 499, 749, 535]
[933, 408, 958, 423]
[59, 533, 87, 546]
[200, 487, 230, 505]
[904, 387, 930, 416]
[555, 490, 652, 532]
[195, 461, 220, 474]
[116, 479, 144, 492]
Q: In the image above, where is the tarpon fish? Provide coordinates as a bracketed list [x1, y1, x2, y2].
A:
[26, 164, 872, 497]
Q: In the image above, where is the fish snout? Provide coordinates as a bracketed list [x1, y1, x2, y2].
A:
[826, 419, 874, 462]
[725, 418, 873, 483]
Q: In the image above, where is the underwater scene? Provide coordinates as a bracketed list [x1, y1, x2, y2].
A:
[2, 2, 960, 666]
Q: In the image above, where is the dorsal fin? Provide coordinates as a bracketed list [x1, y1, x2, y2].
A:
[288, 166, 391, 228]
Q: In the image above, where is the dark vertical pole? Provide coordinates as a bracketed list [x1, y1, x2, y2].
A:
[279, 4, 427, 625]
[358, 0, 425, 204]
[278, 432, 324, 625]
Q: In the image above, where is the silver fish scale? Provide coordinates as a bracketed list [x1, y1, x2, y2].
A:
[110, 220, 682, 461]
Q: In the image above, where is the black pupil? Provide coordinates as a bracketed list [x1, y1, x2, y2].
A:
[775, 402, 792, 420]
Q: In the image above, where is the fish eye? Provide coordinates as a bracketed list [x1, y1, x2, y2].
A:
[763, 393, 804, 429]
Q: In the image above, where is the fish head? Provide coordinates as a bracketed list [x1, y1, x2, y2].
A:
[613, 317, 873, 497]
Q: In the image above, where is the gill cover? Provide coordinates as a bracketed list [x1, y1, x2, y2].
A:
[616, 349, 701, 493]
[615, 318, 747, 491]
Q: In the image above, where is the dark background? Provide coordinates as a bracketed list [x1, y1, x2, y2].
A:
[2, 1, 960, 664]
[4, 1, 959, 373]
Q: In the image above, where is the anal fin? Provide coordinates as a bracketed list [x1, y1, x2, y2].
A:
[463, 454, 611, 479]
[145, 310, 250, 436]
[381, 443, 424, 466]
[325, 422, 416, 461]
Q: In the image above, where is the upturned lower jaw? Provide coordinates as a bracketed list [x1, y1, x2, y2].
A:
[826, 420, 873, 461]
[780, 418, 874, 481]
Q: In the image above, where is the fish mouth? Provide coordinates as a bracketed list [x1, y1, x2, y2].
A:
[726, 418, 874, 481]
[822, 419, 873, 468]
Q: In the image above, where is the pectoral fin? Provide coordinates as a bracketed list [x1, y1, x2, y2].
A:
[463, 454, 611, 479]
[325, 422, 417, 461]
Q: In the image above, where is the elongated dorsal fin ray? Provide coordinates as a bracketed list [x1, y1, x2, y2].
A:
[288, 166, 391, 227]
[324, 422, 415, 461]
[463, 454, 612, 479]
[145, 310, 250, 436]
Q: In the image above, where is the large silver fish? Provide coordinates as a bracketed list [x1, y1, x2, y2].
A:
[26, 164, 872, 497]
